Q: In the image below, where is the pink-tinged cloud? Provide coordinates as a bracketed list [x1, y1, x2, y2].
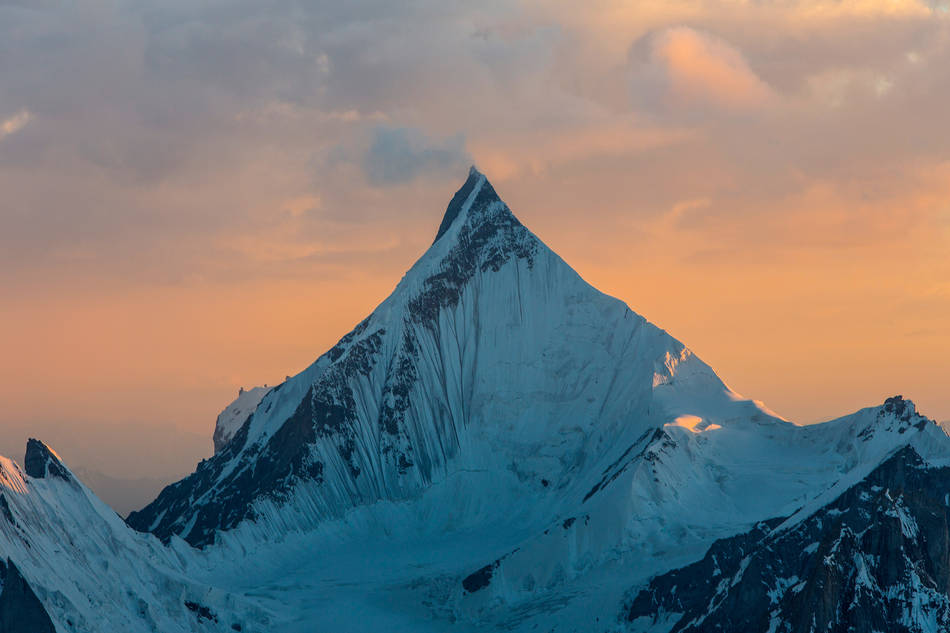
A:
[631, 27, 775, 111]
[0, 109, 31, 139]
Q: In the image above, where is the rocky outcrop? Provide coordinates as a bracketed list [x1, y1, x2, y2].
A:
[23, 439, 71, 482]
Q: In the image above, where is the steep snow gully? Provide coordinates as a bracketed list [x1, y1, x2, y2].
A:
[3, 168, 950, 632]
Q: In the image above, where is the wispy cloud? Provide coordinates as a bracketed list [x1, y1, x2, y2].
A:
[0, 109, 31, 140]
[363, 126, 470, 186]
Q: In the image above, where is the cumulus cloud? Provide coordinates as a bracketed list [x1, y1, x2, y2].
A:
[630, 27, 775, 113]
[363, 126, 470, 186]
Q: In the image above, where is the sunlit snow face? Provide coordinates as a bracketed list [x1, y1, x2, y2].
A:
[665, 416, 722, 433]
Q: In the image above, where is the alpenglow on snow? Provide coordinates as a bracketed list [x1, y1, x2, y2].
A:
[3, 168, 950, 633]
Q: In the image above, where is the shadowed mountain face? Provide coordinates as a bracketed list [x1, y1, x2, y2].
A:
[625, 444, 950, 633]
[0, 559, 56, 633]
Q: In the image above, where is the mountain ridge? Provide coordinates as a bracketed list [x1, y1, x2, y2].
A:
[625, 442, 950, 633]
[2, 168, 948, 632]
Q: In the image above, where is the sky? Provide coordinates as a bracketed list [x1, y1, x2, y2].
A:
[1, 0, 949, 492]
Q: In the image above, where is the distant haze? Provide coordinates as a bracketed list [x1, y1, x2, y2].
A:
[2, 1, 949, 487]
[71, 468, 172, 518]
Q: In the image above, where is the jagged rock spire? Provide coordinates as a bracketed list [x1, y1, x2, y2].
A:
[23, 439, 71, 481]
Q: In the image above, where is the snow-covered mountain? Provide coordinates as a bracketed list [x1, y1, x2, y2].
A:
[0, 440, 269, 632]
[626, 441, 950, 633]
[2, 168, 950, 632]
[212, 386, 271, 455]
[130, 165, 787, 550]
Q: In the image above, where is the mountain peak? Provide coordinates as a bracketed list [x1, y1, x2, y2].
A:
[432, 165, 500, 244]
[213, 385, 270, 454]
[882, 394, 915, 419]
[23, 439, 72, 481]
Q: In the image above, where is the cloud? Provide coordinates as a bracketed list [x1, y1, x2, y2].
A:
[804, 67, 896, 107]
[362, 126, 470, 186]
[630, 27, 775, 113]
[0, 109, 31, 140]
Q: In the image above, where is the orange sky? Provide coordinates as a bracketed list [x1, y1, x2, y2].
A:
[1, 0, 948, 481]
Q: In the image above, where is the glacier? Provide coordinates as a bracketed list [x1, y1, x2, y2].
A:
[1, 167, 949, 632]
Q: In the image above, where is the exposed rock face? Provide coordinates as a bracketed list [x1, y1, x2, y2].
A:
[0, 559, 56, 633]
[23, 439, 71, 482]
[625, 444, 950, 633]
